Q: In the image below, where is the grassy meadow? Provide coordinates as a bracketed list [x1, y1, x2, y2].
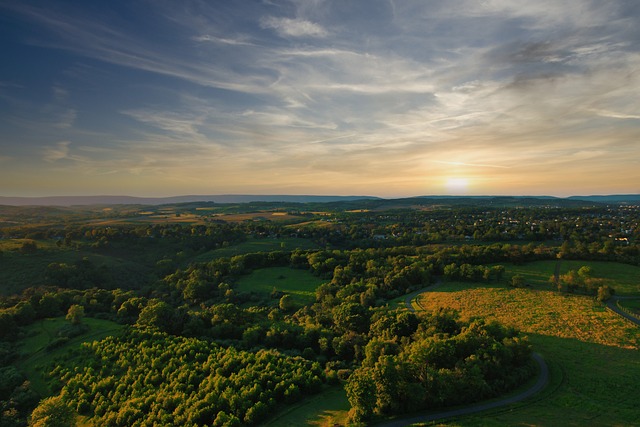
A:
[235, 266, 326, 305]
[504, 260, 640, 295]
[16, 317, 124, 396]
[192, 237, 320, 263]
[265, 386, 350, 427]
[414, 281, 640, 426]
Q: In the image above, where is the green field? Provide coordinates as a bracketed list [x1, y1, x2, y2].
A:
[235, 266, 326, 305]
[192, 237, 321, 263]
[414, 282, 640, 426]
[16, 317, 124, 395]
[504, 260, 640, 295]
[618, 299, 640, 316]
[265, 386, 349, 427]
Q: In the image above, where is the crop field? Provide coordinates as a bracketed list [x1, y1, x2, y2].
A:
[235, 266, 326, 305]
[415, 282, 640, 426]
[208, 211, 308, 223]
[16, 317, 124, 395]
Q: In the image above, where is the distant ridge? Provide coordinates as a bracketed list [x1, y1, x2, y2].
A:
[0, 194, 381, 206]
[1, 194, 638, 207]
[567, 194, 640, 203]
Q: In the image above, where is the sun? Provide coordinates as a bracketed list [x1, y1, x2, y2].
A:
[445, 177, 469, 194]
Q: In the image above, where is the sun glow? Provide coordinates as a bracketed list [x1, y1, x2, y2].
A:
[446, 177, 469, 194]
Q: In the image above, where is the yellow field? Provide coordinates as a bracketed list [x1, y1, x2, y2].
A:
[417, 284, 638, 349]
[414, 282, 640, 427]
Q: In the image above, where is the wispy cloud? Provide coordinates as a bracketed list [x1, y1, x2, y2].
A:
[433, 161, 512, 169]
[260, 16, 328, 38]
[43, 141, 72, 162]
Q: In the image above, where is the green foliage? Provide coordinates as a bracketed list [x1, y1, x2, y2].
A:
[346, 315, 533, 422]
[597, 285, 614, 302]
[20, 240, 38, 255]
[51, 329, 325, 426]
[345, 368, 377, 422]
[65, 304, 85, 325]
[510, 274, 525, 288]
[278, 294, 294, 311]
[135, 299, 175, 332]
[29, 396, 75, 427]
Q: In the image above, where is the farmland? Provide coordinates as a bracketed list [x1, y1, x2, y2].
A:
[2, 201, 640, 426]
[415, 282, 640, 425]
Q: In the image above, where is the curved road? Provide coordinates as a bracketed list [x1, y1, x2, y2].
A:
[606, 296, 640, 326]
[378, 282, 550, 427]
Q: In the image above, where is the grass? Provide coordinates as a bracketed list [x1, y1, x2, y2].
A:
[265, 386, 350, 427]
[618, 299, 640, 315]
[16, 317, 124, 396]
[503, 260, 640, 295]
[192, 237, 320, 263]
[415, 282, 640, 426]
[559, 260, 640, 295]
[235, 266, 326, 305]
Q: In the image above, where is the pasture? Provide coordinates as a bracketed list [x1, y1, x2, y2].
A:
[235, 266, 326, 305]
[504, 260, 640, 295]
[16, 317, 124, 395]
[192, 237, 320, 262]
[415, 282, 640, 426]
[265, 386, 349, 427]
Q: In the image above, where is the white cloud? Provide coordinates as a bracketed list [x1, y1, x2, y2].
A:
[260, 16, 327, 38]
[191, 35, 255, 46]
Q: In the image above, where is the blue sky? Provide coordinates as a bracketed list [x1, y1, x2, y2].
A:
[1, 0, 639, 197]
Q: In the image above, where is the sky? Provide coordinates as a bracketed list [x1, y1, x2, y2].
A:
[1, 0, 639, 198]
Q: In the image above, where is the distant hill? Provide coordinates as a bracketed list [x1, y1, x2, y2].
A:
[0, 194, 381, 206]
[2, 193, 637, 207]
[567, 194, 640, 203]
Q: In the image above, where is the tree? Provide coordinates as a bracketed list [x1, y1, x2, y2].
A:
[279, 294, 294, 312]
[66, 304, 85, 325]
[29, 396, 75, 427]
[332, 302, 370, 334]
[578, 265, 592, 280]
[597, 285, 614, 302]
[136, 299, 175, 332]
[20, 240, 38, 254]
[345, 367, 377, 422]
[510, 274, 525, 288]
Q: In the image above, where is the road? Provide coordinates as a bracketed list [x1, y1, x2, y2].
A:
[376, 353, 548, 427]
[606, 296, 640, 326]
[376, 280, 550, 426]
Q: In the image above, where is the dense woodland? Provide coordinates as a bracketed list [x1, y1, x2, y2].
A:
[0, 201, 638, 426]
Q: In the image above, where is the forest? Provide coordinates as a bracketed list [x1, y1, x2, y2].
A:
[0, 199, 639, 426]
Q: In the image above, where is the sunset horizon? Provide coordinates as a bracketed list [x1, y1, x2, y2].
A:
[2, 1, 639, 198]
